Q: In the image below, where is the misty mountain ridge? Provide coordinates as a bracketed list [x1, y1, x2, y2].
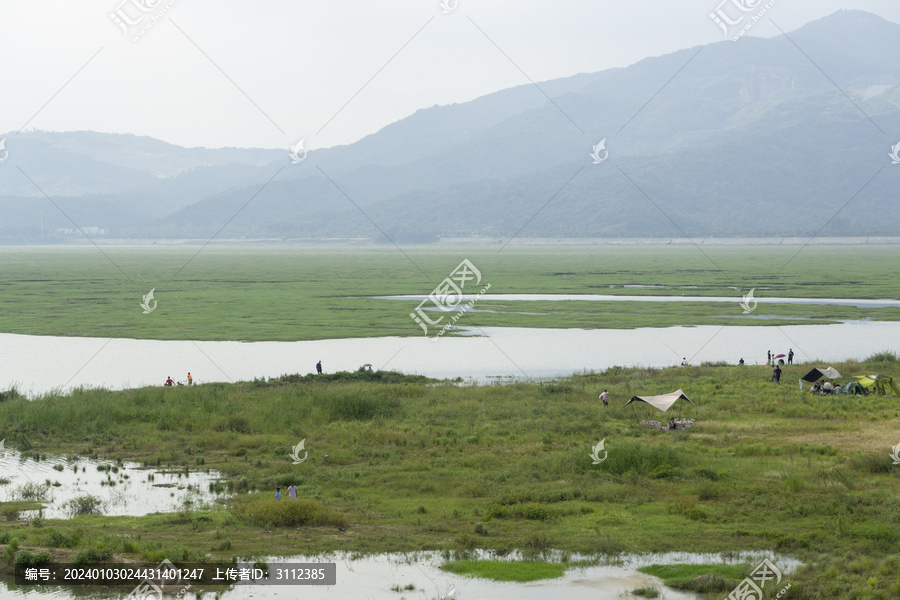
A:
[1, 9, 899, 242]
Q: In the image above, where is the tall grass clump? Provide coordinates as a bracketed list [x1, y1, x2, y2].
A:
[64, 494, 105, 516]
[0, 387, 24, 403]
[325, 391, 401, 421]
[596, 441, 685, 477]
[73, 546, 113, 566]
[44, 529, 81, 548]
[866, 350, 899, 363]
[15, 482, 50, 502]
[231, 498, 347, 528]
[14, 550, 51, 568]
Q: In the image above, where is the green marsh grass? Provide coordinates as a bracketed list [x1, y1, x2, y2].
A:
[0, 245, 897, 341]
[637, 563, 749, 592]
[0, 360, 898, 597]
[441, 559, 569, 582]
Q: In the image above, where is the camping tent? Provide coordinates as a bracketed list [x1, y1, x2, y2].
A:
[801, 367, 842, 383]
[842, 381, 865, 395]
[625, 389, 694, 413]
[853, 374, 899, 396]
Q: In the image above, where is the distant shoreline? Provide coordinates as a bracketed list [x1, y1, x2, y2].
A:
[1, 236, 899, 247]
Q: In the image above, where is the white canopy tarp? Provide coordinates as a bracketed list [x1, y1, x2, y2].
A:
[624, 389, 694, 413]
[800, 366, 841, 382]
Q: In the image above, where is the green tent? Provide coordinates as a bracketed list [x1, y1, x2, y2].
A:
[842, 381, 865, 395]
[853, 375, 899, 396]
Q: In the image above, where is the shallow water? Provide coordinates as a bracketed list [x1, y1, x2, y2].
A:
[379, 293, 900, 308]
[0, 551, 798, 599]
[0, 449, 223, 519]
[1, 321, 898, 396]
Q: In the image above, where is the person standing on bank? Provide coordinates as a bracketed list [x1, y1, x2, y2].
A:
[599, 389, 609, 407]
[771, 364, 782, 383]
[316, 361, 323, 375]
[187, 372, 193, 386]
[788, 349, 794, 365]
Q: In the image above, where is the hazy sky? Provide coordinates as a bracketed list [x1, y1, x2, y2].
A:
[2, 0, 899, 150]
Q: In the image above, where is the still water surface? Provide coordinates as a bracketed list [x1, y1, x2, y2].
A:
[2, 321, 898, 395]
[0, 551, 798, 599]
[0, 449, 223, 519]
[379, 293, 900, 308]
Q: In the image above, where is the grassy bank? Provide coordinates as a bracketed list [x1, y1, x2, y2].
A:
[0, 245, 897, 341]
[0, 355, 899, 597]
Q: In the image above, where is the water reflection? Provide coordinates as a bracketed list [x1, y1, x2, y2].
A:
[2, 320, 898, 396]
[0, 551, 798, 599]
[0, 449, 224, 519]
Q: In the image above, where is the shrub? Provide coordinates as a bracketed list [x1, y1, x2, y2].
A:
[697, 482, 721, 501]
[14, 550, 51, 567]
[15, 482, 50, 502]
[683, 508, 707, 521]
[326, 393, 400, 421]
[1, 506, 20, 521]
[5, 539, 19, 565]
[598, 442, 684, 477]
[64, 494, 104, 517]
[226, 416, 252, 434]
[516, 504, 553, 521]
[73, 546, 113, 566]
[0, 388, 24, 403]
[44, 529, 81, 548]
[483, 502, 563, 521]
[232, 498, 347, 528]
[850, 453, 893, 474]
[692, 468, 720, 481]
[649, 465, 681, 479]
[866, 350, 898, 363]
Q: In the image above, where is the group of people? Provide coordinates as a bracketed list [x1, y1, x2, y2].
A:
[810, 381, 841, 395]
[163, 361, 325, 388]
[771, 364, 782, 383]
[274, 482, 298, 500]
[766, 349, 795, 366]
[164, 373, 192, 386]
[767, 349, 795, 384]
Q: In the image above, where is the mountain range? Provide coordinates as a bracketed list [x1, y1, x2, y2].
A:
[1, 9, 899, 242]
